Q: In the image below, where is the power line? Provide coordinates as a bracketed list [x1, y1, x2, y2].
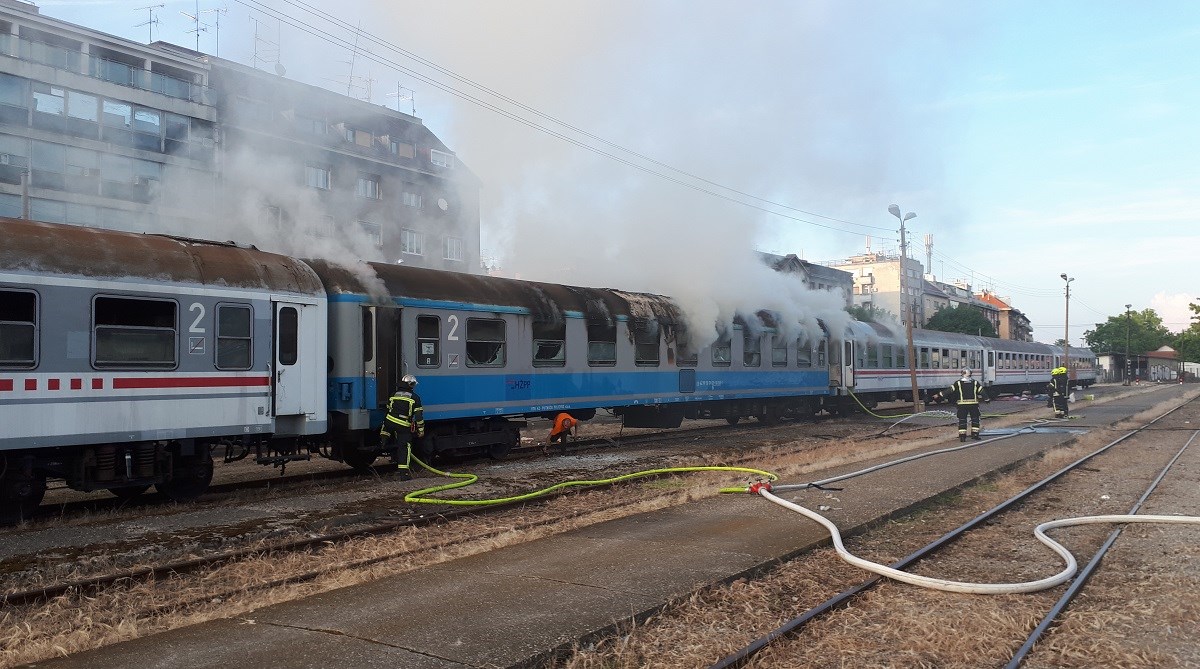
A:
[231, 0, 894, 236]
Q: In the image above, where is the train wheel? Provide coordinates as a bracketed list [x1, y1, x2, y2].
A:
[725, 416, 740, 425]
[341, 446, 380, 470]
[157, 450, 214, 502]
[0, 468, 46, 524]
[487, 429, 519, 460]
[109, 484, 151, 501]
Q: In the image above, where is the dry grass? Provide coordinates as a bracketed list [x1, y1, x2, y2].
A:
[4, 386, 1192, 668]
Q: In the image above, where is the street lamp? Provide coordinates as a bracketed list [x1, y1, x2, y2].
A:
[1060, 274, 1073, 381]
[890, 204, 920, 414]
[1124, 304, 1132, 385]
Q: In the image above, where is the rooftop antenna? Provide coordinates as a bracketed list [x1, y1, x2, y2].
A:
[180, 0, 208, 52]
[250, 16, 281, 73]
[134, 4, 164, 43]
[334, 22, 374, 102]
[864, 235, 871, 254]
[199, 4, 228, 56]
[924, 233, 933, 273]
[388, 83, 416, 115]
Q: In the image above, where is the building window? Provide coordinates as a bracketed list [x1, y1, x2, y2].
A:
[263, 205, 282, 231]
[356, 173, 381, 199]
[430, 149, 454, 168]
[400, 228, 423, 255]
[390, 140, 414, 158]
[402, 191, 422, 208]
[32, 84, 65, 116]
[93, 296, 176, 369]
[354, 129, 373, 147]
[358, 220, 382, 248]
[216, 304, 252, 370]
[305, 164, 330, 190]
[0, 289, 37, 368]
[66, 91, 97, 121]
[444, 236, 464, 261]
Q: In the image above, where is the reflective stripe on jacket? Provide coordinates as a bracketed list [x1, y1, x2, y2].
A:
[946, 379, 984, 405]
[382, 391, 424, 436]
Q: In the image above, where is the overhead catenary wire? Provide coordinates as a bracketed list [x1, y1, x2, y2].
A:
[229, 0, 894, 237]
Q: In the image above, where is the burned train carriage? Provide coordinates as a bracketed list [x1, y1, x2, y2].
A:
[0, 218, 327, 521]
[313, 260, 834, 467]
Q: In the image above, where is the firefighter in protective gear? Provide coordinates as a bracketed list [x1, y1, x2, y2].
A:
[1048, 366, 1069, 418]
[379, 374, 424, 478]
[934, 369, 987, 442]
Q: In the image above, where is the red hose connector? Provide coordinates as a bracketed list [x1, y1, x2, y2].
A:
[748, 481, 772, 494]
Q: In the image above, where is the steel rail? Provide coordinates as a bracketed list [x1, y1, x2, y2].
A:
[708, 396, 1196, 669]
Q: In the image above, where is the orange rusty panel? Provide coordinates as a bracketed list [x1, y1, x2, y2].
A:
[0, 217, 324, 295]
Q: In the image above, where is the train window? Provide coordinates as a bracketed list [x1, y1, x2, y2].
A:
[771, 335, 787, 367]
[817, 340, 827, 368]
[919, 347, 930, 369]
[466, 318, 506, 367]
[896, 345, 906, 369]
[93, 296, 177, 369]
[0, 289, 37, 368]
[865, 344, 877, 368]
[742, 332, 761, 368]
[417, 316, 439, 367]
[587, 319, 616, 367]
[278, 307, 298, 366]
[881, 345, 893, 369]
[949, 350, 959, 369]
[988, 351, 994, 367]
[216, 304, 252, 370]
[795, 340, 812, 368]
[533, 320, 566, 367]
[633, 319, 660, 367]
[712, 336, 731, 367]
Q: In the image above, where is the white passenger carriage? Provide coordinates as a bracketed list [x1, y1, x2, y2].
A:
[0, 218, 327, 521]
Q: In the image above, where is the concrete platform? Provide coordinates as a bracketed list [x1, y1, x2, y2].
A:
[23, 388, 1180, 669]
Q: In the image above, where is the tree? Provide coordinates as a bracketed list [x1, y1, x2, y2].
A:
[1082, 308, 1171, 354]
[924, 305, 997, 338]
[847, 304, 895, 324]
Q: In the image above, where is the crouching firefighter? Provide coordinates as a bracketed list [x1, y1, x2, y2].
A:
[379, 374, 425, 479]
[934, 369, 988, 442]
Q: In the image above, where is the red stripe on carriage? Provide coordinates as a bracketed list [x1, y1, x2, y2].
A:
[25, 378, 37, 390]
[92, 378, 103, 389]
[0, 379, 12, 391]
[48, 378, 59, 390]
[71, 378, 82, 390]
[112, 376, 271, 389]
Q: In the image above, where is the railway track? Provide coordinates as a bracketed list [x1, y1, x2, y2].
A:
[545, 391, 1200, 668]
[23, 403, 953, 524]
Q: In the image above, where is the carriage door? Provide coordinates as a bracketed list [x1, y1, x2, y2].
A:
[373, 305, 400, 409]
[984, 349, 996, 386]
[827, 339, 842, 389]
[842, 341, 856, 389]
[272, 300, 321, 417]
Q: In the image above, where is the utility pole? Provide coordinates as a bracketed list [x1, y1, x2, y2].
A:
[1060, 274, 1074, 382]
[1124, 304, 1132, 385]
[890, 204, 921, 415]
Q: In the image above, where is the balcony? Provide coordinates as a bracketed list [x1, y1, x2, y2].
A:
[0, 33, 210, 105]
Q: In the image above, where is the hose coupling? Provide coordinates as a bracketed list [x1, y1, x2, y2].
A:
[748, 481, 773, 494]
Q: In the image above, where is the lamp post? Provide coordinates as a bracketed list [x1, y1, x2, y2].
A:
[890, 204, 920, 414]
[1124, 304, 1132, 385]
[1060, 274, 1073, 381]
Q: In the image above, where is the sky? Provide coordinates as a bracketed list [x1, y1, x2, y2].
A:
[33, 0, 1200, 346]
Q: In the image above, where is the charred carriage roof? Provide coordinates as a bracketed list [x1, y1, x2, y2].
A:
[305, 260, 683, 327]
[0, 217, 324, 294]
